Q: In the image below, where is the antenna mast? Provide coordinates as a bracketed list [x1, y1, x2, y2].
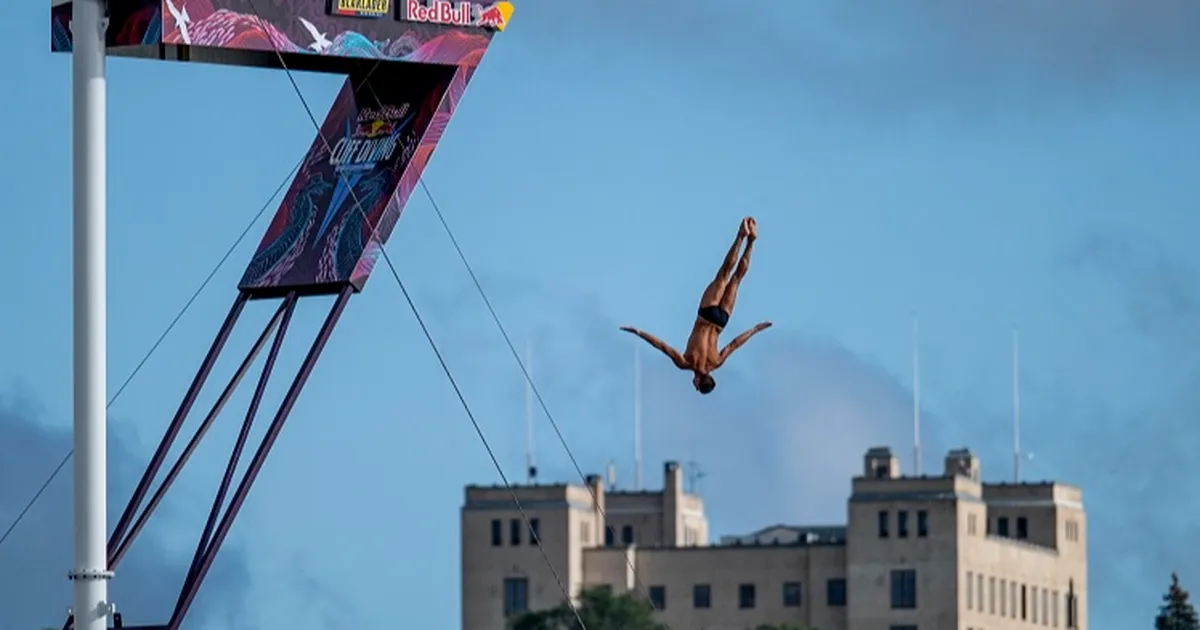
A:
[912, 315, 921, 476]
[1012, 328, 1021, 483]
[634, 344, 643, 491]
[525, 341, 536, 483]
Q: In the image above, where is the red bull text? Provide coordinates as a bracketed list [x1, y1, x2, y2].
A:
[403, 0, 509, 30]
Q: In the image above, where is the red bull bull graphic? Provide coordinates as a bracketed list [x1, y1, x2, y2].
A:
[332, 0, 390, 18]
[403, 0, 513, 31]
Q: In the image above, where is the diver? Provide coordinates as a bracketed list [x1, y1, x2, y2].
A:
[621, 216, 772, 394]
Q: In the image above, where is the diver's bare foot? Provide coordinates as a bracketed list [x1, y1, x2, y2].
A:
[739, 217, 752, 237]
[746, 217, 758, 240]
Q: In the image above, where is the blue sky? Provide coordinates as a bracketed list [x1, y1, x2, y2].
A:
[2, 0, 1199, 628]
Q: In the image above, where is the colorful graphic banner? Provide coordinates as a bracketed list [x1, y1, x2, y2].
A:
[238, 63, 467, 296]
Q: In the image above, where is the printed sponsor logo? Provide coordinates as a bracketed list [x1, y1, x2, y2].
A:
[329, 103, 413, 172]
[401, 0, 513, 31]
[332, 0, 390, 18]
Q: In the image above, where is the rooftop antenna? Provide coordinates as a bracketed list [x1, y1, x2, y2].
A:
[525, 341, 537, 484]
[1012, 327, 1021, 483]
[912, 314, 921, 476]
[634, 344, 644, 491]
[606, 459, 618, 491]
[685, 461, 707, 494]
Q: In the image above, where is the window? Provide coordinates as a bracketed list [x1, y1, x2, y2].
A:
[998, 517, 1010, 537]
[491, 519, 502, 546]
[739, 583, 756, 609]
[917, 510, 929, 537]
[891, 569, 917, 609]
[1066, 581, 1077, 629]
[510, 519, 522, 546]
[693, 584, 711, 609]
[1032, 586, 1039, 623]
[529, 518, 541, 544]
[649, 585, 666, 610]
[621, 525, 634, 545]
[783, 582, 802, 607]
[968, 513, 977, 535]
[1021, 584, 1028, 620]
[1017, 516, 1029, 539]
[1042, 588, 1050, 626]
[581, 522, 591, 544]
[1000, 579, 1008, 616]
[878, 510, 889, 538]
[827, 579, 847, 606]
[604, 526, 614, 547]
[1052, 590, 1059, 627]
[1011, 582, 1018, 618]
[977, 574, 984, 611]
[891, 626, 918, 630]
[898, 510, 909, 538]
[989, 576, 996, 613]
[966, 571, 974, 610]
[503, 577, 529, 616]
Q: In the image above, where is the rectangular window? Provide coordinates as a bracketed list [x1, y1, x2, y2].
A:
[1042, 588, 1050, 626]
[968, 513, 977, 535]
[739, 583, 756, 609]
[1053, 590, 1059, 627]
[622, 525, 634, 545]
[649, 585, 666, 610]
[510, 519, 522, 546]
[998, 517, 1010, 537]
[967, 571, 974, 610]
[898, 510, 910, 538]
[1011, 582, 1018, 618]
[529, 518, 541, 544]
[1066, 591, 1077, 629]
[1017, 516, 1029, 539]
[491, 519, 502, 546]
[604, 526, 614, 547]
[879, 510, 890, 538]
[1000, 579, 1008, 616]
[827, 579, 847, 606]
[581, 522, 591, 545]
[1032, 586, 1039, 623]
[891, 569, 917, 609]
[989, 576, 996, 613]
[891, 626, 918, 630]
[783, 582, 802, 607]
[917, 510, 929, 537]
[503, 577, 529, 616]
[1021, 584, 1028, 620]
[693, 584, 711, 609]
[977, 574, 984, 611]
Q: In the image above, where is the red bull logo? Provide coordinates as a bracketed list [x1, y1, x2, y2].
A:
[355, 120, 397, 138]
[402, 0, 513, 31]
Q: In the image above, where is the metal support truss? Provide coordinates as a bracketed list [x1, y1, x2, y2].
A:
[63, 285, 353, 630]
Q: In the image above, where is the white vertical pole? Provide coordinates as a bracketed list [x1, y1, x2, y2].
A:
[71, 1, 112, 629]
[1012, 328, 1021, 483]
[634, 344, 643, 491]
[525, 342, 534, 483]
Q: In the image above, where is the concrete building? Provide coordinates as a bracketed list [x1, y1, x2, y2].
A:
[460, 447, 1087, 630]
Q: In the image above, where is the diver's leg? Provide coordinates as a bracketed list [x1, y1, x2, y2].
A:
[700, 219, 750, 306]
[718, 237, 754, 314]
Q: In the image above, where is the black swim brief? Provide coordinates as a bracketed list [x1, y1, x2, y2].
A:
[698, 305, 730, 329]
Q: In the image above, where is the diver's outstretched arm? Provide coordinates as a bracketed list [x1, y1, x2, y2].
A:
[716, 321, 773, 366]
[620, 327, 690, 370]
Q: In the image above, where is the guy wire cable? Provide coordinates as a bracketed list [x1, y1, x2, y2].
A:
[362, 49, 663, 614]
[0, 158, 302, 550]
[239, 5, 586, 627]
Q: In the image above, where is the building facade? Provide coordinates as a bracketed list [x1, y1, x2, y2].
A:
[460, 447, 1087, 630]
